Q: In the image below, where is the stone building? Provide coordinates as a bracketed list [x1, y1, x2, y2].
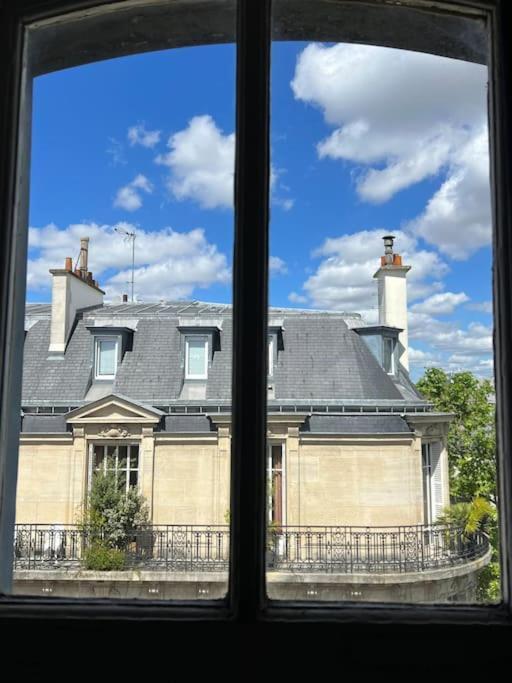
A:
[13, 236, 490, 602]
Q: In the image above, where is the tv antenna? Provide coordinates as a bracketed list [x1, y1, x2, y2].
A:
[114, 226, 136, 302]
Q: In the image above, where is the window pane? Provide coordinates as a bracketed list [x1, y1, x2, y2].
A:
[268, 2, 498, 604]
[187, 339, 206, 377]
[129, 446, 139, 469]
[93, 445, 104, 470]
[98, 339, 116, 376]
[14, 4, 235, 602]
[383, 338, 394, 374]
[118, 445, 128, 468]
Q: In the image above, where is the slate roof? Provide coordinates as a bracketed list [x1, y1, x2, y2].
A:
[20, 414, 69, 433]
[22, 301, 426, 407]
[301, 415, 412, 434]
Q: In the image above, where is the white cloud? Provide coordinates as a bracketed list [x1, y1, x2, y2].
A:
[106, 137, 126, 166]
[270, 256, 288, 275]
[409, 347, 440, 371]
[156, 115, 235, 209]
[273, 197, 295, 211]
[27, 221, 230, 302]
[408, 128, 491, 259]
[411, 291, 469, 315]
[156, 114, 285, 210]
[291, 43, 491, 259]
[467, 300, 493, 314]
[114, 174, 153, 212]
[288, 291, 308, 304]
[298, 229, 447, 320]
[128, 124, 161, 149]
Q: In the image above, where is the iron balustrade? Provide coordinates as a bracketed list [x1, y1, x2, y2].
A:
[12, 523, 489, 573]
[266, 524, 490, 573]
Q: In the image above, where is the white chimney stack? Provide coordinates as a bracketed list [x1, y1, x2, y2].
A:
[373, 235, 411, 371]
[48, 237, 104, 356]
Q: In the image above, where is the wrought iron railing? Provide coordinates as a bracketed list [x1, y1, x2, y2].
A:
[12, 523, 489, 574]
[266, 524, 489, 573]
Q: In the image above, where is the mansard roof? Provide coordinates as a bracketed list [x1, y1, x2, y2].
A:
[22, 301, 425, 407]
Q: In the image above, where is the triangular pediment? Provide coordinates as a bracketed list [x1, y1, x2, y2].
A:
[66, 394, 163, 424]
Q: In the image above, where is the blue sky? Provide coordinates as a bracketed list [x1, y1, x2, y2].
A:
[27, 42, 493, 379]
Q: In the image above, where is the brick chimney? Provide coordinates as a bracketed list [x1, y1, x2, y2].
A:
[48, 237, 104, 355]
[373, 236, 411, 370]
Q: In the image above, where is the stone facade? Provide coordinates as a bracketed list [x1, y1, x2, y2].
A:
[15, 396, 450, 528]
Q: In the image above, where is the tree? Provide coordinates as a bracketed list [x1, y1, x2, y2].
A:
[416, 368, 497, 504]
[78, 471, 149, 570]
[416, 368, 499, 601]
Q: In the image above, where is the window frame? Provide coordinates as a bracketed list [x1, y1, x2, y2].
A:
[90, 442, 140, 496]
[0, 0, 511, 635]
[94, 336, 119, 380]
[184, 335, 209, 380]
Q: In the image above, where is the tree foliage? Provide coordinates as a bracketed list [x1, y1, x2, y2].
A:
[416, 367, 499, 602]
[416, 368, 497, 504]
[78, 471, 149, 569]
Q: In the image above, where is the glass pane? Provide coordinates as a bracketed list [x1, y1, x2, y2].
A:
[98, 339, 116, 376]
[118, 471, 127, 492]
[106, 445, 116, 469]
[187, 339, 206, 377]
[383, 338, 393, 374]
[129, 445, 139, 469]
[268, 1, 498, 604]
[14, 0, 235, 602]
[93, 445, 104, 470]
[118, 445, 128, 468]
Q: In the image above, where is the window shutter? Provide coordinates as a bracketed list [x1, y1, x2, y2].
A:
[430, 441, 444, 521]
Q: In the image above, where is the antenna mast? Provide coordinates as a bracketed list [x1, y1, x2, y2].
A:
[114, 226, 136, 302]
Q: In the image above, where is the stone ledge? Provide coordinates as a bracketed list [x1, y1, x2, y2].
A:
[14, 548, 491, 586]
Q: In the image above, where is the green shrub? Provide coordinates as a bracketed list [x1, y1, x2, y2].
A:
[437, 496, 494, 538]
[83, 543, 126, 571]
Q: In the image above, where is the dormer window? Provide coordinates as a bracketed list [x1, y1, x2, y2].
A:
[185, 336, 208, 379]
[354, 325, 399, 376]
[94, 336, 118, 380]
[383, 337, 395, 375]
[268, 335, 274, 377]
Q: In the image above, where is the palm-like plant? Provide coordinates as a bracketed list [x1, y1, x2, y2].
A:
[437, 496, 494, 540]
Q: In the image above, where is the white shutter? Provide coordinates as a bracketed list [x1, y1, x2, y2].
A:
[430, 441, 444, 521]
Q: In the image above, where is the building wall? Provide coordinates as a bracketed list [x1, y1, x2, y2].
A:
[16, 438, 84, 524]
[151, 436, 229, 525]
[289, 436, 423, 526]
[16, 420, 447, 528]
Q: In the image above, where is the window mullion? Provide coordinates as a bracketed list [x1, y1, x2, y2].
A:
[229, 0, 271, 622]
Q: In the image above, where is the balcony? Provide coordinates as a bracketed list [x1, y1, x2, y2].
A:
[13, 523, 489, 574]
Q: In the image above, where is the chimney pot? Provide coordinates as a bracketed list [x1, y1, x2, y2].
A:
[382, 235, 395, 264]
[122, 294, 128, 303]
[65, 257, 72, 272]
[79, 237, 89, 278]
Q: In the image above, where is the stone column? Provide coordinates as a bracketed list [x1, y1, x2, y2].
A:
[140, 426, 155, 520]
[71, 426, 87, 524]
[286, 426, 300, 526]
[216, 426, 231, 524]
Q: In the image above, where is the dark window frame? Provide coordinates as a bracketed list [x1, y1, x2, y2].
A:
[0, 0, 511, 634]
